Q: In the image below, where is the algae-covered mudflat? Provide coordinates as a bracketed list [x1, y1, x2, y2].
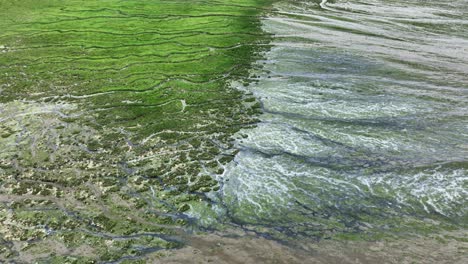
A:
[0, 0, 272, 262]
[1, 0, 468, 263]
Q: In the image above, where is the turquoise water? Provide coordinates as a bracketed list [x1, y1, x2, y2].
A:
[220, 0, 468, 240]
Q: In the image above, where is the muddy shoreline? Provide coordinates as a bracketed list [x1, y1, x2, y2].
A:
[151, 229, 468, 264]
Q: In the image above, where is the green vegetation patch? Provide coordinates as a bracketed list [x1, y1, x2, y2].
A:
[0, 0, 273, 261]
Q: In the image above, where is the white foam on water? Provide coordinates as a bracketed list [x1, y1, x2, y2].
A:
[221, 0, 468, 233]
[359, 169, 468, 217]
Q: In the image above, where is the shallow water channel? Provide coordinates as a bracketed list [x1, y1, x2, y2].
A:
[218, 0, 468, 242]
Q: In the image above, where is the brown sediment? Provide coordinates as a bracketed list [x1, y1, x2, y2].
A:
[150, 229, 468, 264]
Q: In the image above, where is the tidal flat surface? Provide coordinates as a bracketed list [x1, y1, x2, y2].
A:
[1, 0, 468, 263]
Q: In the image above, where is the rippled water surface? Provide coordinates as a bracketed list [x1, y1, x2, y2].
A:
[221, 0, 468, 240]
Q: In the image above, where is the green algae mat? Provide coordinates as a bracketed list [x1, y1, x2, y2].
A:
[0, 0, 272, 262]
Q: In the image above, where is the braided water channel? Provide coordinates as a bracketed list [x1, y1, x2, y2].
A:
[214, 0, 468, 249]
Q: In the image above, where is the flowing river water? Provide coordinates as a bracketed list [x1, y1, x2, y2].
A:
[213, 0, 468, 250]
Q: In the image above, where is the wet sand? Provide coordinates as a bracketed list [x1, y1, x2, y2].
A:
[151, 229, 468, 264]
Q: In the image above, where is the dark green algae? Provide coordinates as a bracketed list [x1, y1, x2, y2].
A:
[0, 0, 274, 262]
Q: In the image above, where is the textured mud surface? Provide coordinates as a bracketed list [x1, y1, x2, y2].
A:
[0, 0, 272, 262]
